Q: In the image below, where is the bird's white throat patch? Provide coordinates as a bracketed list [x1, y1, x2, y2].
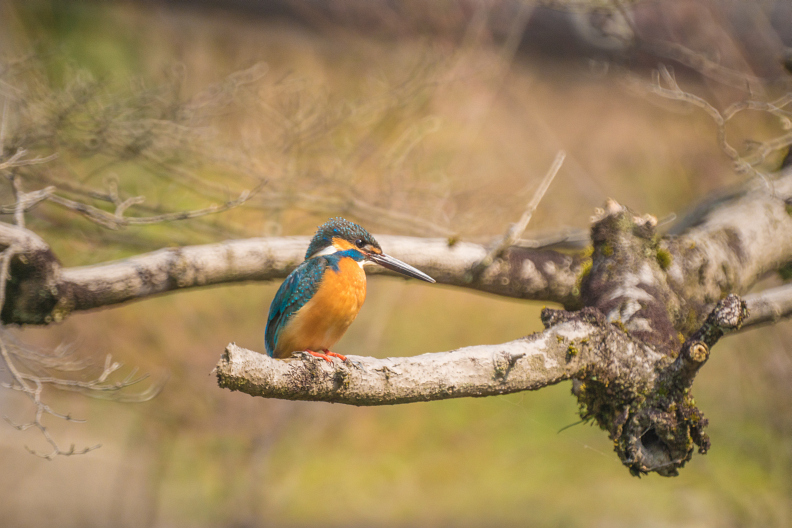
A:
[308, 245, 339, 259]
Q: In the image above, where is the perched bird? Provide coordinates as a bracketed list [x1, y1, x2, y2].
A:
[265, 217, 435, 361]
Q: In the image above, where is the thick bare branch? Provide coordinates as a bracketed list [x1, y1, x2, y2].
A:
[216, 318, 588, 405]
[5, 168, 792, 326]
[216, 307, 665, 404]
[0, 220, 52, 253]
[59, 237, 307, 312]
[665, 172, 792, 321]
[44, 235, 580, 319]
[0, 167, 789, 330]
[217, 302, 735, 476]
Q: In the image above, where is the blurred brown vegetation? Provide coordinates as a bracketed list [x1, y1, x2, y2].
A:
[1, 0, 791, 526]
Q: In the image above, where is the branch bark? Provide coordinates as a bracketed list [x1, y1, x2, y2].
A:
[217, 314, 596, 405]
[6, 170, 789, 326]
[217, 299, 747, 476]
[0, 231, 583, 324]
[664, 174, 792, 330]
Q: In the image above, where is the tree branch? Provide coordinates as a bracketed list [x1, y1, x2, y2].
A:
[216, 315, 590, 405]
[215, 308, 664, 407]
[3, 167, 792, 328]
[42, 235, 580, 320]
[217, 299, 746, 476]
[665, 172, 792, 324]
[741, 283, 792, 329]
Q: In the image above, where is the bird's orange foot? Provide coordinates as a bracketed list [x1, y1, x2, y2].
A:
[322, 349, 347, 362]
[305, 349, 333, 362]
[304, 349, 347, 362]
[304, 349, 348, 362]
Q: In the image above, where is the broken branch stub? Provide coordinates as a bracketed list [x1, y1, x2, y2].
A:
[572, 205, 750, 476]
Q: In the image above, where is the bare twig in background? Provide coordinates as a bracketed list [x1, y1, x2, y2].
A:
[0, 58, 268, 245]
[44, 181, 264, 230]
[472, 151, 565, 277]
[640, 41, 768, 94]
[642, 65, 792, 179]
[0, 95, 8, 154]
[253, 190, 456, 238]
[0, 150, 58, 172]
[0, 57, 269, 456]
[0, 216, 162, 457]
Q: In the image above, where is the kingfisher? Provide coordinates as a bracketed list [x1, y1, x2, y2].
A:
[265, 217, 435, 362]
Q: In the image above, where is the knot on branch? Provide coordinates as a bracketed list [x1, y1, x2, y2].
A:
[664, 293, 748, 388]
[592, 295, 746, 476]
[583, 200, 677, 351]
[492, 349, 525, 380]
[590, 199, 658, 242]
[0, 223, 70, 325]
[697, 293, 748, 344]
[686, 341, 709, 363]
[617, 401, 710, 477]
[555, 295, 736, 476]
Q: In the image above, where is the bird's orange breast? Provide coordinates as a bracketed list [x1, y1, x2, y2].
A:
[273, 257, 367, 357]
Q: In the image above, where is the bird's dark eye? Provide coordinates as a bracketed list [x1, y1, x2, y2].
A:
[355, 239, 365, 248]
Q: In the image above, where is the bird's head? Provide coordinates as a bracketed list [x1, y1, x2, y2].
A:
[305, 217, 435, 283]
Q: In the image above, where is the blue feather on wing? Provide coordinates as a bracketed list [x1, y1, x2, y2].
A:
[265, 257, 328, 357]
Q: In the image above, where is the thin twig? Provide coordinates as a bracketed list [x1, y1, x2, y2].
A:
[45, 181, 264, 230]
[644, 65, 789, 180]
[642, 40, 766, 95]
[0, 186, 55, 216]
[0, 150, 58, 172]
[472, 151, 565, 277]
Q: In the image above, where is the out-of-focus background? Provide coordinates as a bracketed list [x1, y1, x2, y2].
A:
[1, 1, 791, 526]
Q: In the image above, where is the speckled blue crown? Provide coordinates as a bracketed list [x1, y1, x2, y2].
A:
[305, 217, 381, 259]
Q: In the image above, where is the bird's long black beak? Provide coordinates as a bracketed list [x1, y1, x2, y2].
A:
[368, 252, 436, 283]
